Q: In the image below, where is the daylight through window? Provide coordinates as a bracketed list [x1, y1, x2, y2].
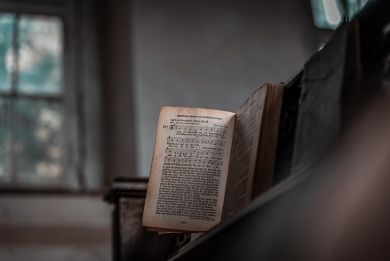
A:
[0, 13, 66, 187]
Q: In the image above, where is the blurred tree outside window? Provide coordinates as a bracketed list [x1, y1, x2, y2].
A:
[0, 13, 68, 188]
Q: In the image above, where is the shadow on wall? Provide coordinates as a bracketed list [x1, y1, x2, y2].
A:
[131, 0, 319, 176]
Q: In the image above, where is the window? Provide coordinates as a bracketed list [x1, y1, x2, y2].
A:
[345, 0, 370, 19]
[311, 0, 343, 29]
[0, 13, 72, 188]
[0, 0, 105, 193]
[311, 0, 370, 30]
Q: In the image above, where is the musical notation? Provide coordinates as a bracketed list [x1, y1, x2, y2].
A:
[164, 157, 223, 166]
[165, 147, 223, 157]
[167, 137, 225, 146]
[169, 125, 226, 135]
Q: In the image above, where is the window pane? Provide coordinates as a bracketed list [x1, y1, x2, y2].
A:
[15, 99, 65, 184]
[18, 15, 63, 95]
[0, 13, 15, 92]
[311, 0, 342, 29]
[0, 98, 12, 181]
[347, 0, 370, 19]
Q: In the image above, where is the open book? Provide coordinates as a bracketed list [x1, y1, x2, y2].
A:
[142, 84, 283, 232]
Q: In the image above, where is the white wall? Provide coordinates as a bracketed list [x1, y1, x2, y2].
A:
[0, 195, 111, 261]
[131, 0, 318, 176]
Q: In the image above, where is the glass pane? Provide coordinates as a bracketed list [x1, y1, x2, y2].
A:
[15, 99, 65, 184]
[0, 13, 15, 92]
[18, 15, 63, 95]
[311, 0, 342, 29]
[347, 0, 370, 19]
[0, 98, 12, 181]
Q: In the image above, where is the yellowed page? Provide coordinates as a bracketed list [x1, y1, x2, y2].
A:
[222, 86, 268, 219]
[143, 106, 236, 232]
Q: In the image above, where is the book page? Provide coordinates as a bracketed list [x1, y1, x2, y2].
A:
[143, 107, 236, 232]
[223, 86, 268, 219]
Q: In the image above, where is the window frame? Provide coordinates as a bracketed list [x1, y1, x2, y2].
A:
[0, 0, 104, 193]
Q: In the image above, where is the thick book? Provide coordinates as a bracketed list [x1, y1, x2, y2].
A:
[142, 84, 283, 232]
